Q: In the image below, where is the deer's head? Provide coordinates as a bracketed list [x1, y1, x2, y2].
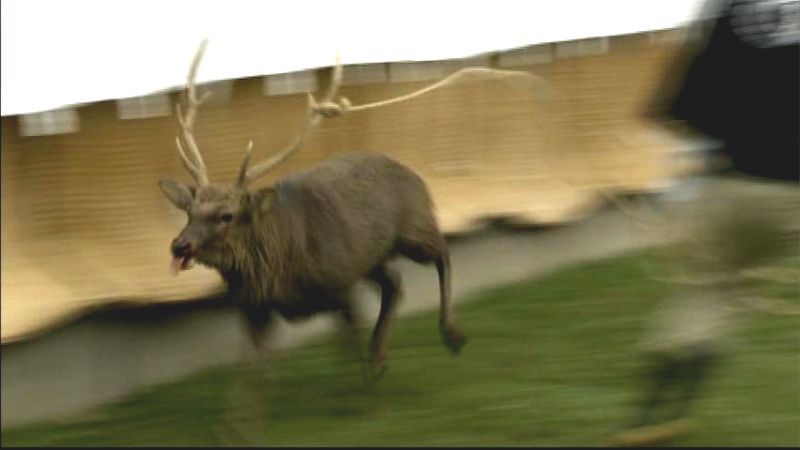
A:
[159, 40, 343, 275]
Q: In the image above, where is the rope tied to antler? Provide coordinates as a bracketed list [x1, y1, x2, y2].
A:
[310, 97, 349, 118]
[310, 66, 553, 119]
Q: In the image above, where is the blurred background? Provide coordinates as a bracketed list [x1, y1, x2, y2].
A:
[1, 0, 797, 446]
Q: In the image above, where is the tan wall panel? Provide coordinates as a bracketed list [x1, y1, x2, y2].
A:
[1, 32, 690, 342]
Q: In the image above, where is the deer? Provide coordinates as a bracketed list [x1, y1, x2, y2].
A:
[158, 41, 466, 378]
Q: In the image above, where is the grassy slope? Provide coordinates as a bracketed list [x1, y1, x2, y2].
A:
[3, 249, 798, 446]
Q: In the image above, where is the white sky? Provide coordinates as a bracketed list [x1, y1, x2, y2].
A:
[1, 0, 706, 116]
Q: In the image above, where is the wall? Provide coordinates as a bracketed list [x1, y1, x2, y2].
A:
[1, 31, 695, 343]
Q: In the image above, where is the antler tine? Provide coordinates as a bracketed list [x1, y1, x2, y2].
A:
[321, 53, 343, 104]
[236, 140, 254, 187]
[238, 56, 344, 187]
[174, 39, 211, 186]
[175, 136, 200, 173]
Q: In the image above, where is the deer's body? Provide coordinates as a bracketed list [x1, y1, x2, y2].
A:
[166, 151, 463, 366]
[218, 152, 450, 321]
[159, 42, 464, 378]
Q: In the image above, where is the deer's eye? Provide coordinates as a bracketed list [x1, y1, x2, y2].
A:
[220, 213, 234, 223]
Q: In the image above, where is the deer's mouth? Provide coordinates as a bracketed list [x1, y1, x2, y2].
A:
[170, 254, 196, 276]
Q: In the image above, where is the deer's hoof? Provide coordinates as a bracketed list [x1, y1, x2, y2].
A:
[441, 324, 467, 355]
[605, 418, 696, 447]
[213, 420, 260, 447]
[364, 355, 389, 383]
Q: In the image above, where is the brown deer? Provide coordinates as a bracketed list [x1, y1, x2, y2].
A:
[158, 41, 466, 375]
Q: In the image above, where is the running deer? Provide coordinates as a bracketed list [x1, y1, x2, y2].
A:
[158, 42, 466, 375]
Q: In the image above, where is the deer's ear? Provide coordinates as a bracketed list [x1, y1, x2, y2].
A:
[255, 187, 278, 213]
[158, 180, 195, 211]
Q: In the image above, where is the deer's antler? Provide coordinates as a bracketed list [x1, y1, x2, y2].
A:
[175, 39, 212, 186]
[237, 56, 344, 188]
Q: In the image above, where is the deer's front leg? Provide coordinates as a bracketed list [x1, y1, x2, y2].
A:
[215, 304, 274, 446]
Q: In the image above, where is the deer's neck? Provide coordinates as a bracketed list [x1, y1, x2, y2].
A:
[222, 206, 306, 304]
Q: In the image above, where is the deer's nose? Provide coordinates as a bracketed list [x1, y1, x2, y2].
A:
[171, 238, 193, 257]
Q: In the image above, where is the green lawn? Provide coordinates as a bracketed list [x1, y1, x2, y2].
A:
[3, 249, 798, 447]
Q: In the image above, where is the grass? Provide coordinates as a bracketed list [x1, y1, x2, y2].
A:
[2, 248, 798, 446]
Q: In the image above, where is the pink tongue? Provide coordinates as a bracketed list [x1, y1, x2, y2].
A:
[170, 256, 186, 277]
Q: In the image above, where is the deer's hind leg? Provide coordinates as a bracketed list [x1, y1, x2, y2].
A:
[334, 291, 389, 384]
[397, 222, 466, 355]
[366, 263, 402, 376]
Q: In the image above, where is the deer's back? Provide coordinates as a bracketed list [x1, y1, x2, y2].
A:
[276, 152, 434, 285]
